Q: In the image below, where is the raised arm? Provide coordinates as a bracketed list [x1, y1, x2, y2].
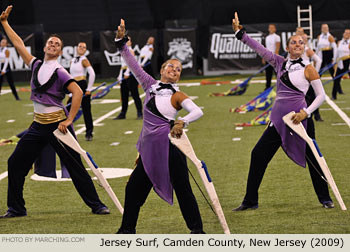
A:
[0, 6, 34, 66]
[115, 19, 156, 91]
[232, 12, 284, 69]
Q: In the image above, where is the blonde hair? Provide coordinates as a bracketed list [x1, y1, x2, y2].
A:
[161, 59, 182, 71]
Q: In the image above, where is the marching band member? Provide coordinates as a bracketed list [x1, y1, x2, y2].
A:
[68, 42, 95, 141]
[115, 19, 205, 234]
[0, 5, 109, 218]
[231, 12, 334, 212]
[0, 37, 19, 100]
[332, 29, 350, 99]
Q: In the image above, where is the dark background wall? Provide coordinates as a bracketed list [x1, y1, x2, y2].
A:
[2, 0, 350, 30]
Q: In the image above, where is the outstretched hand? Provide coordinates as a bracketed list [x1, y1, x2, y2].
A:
[116, 19, 126, 39]
[0, 5, 13, 23]
[232, 12, 240, 32]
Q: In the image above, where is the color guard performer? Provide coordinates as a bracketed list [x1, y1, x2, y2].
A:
[0, 5, 109, 218]
[263, 24, 281, 90]
[114, 19, 205, 234]
[0, 37, 19, 100]
[68, 42, 95, 141]
[332, 29, 350, 99]
[231, 12, 334, 212]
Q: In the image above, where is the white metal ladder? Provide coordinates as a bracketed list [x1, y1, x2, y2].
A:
[297, 5, 313, 39]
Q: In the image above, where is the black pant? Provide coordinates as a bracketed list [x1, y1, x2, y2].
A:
[0, 66, 19, 100]
[332, 59, 349, 99]
[67, 80, 93, 137]
[265, 64, 274, 89]
[242, 119, 332, 206]
[143, 60, 154, 78]
[320, 50, 335, 77]
[7, 121, 106, 215]
[120, 75, 142, 116]
[119, 142, 203, 232]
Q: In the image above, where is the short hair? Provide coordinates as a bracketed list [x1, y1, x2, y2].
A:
[161, 58, 182, 71]
[46, 34, 64, 48]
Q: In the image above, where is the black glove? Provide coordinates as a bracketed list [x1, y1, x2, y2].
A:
[235, 26, 246, 40]
[115, 36, 129, 50]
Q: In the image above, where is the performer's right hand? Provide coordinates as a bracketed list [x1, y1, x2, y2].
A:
[232, 12, 240, 32]
[116, 19, 125, 39]
[58, 119, 72, 134]
[0, 5, 12, 23]
[171, 120, 185, 139]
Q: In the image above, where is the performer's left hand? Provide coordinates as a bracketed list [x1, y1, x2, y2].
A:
[58, 119, 72, 134]
[291, 109, 308, 124]
[171, 120, 185, 138]
[0, 5, 12, 23]
[85, 91, 91, 96]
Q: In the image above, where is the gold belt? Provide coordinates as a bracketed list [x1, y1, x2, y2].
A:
[74, 76, 86, 81]
[34, 110, 66, 124]
[321, 47, 332, 51]
[121, 66, 127, 70]
[338, 55, 350, 61]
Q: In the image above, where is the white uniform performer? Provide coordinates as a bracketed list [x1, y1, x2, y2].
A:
[332, 30, 350, 99]
[0, 39, 19, 100]
[138, 36, 155, 77]
[70, 55, 95, 92]
[139, 43, 153, 67]
[264, 25, 281, 90]
[316, 25, 337, 77]
[68, 44, 96, 141]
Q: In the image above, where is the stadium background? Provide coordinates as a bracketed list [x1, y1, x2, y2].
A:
[1, 0, 350, 81]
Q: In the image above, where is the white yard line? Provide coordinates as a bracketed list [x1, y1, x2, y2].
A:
[0, 171, 8, 181]
[325, 95, 350, 128]
[75, 93, 146, 135]
[0, 90, 12, 95]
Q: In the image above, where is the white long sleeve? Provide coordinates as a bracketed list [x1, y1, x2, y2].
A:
[178, 98, 203, 127]
[86, 66, 95, 91]
[304, 79, 325, 116]
[331, 42, 337, 62]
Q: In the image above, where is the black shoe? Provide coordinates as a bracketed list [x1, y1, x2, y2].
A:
[116, 228, 136, 234]
[85, 135, 93, 141]
[190, 229, 206, 234]
[322, 201, 334, 209]
[92, 207, 110, 215]
[137, 113, 143, 120]
[331, 96, 337, 100]
[314, 116, 324, 122]
[339, 91, 345, 95]
[232, 203, 259, 211]
[0, 211, 27, 219]
[113, 113, 126, 120]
